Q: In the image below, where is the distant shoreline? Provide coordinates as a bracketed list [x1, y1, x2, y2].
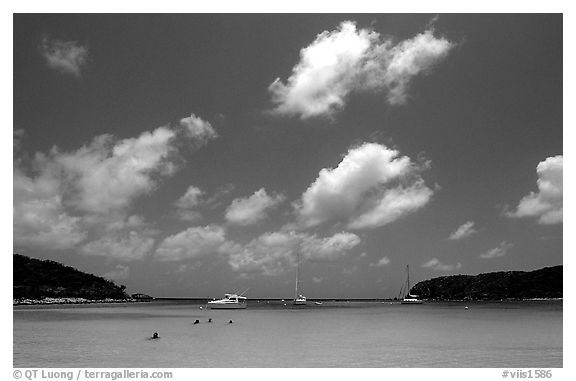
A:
[13, 297, 151, 306]
[13, 297, 562, 306]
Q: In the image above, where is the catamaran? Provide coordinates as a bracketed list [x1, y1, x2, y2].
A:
[398, 265, 423, 304]
[293, 250, 307, 306]
[207, 292, 247, 309]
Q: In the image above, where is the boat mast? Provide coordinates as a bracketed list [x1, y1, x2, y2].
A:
[294, 249, 300, 299]
[407, 264, 410, 295]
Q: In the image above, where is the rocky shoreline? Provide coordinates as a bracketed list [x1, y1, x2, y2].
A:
[13, 297, 152, 305]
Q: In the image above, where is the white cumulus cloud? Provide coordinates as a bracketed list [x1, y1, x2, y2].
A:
[371, 256, 391, 267]
[13, 168, 86, 250]
[225, 188, 286, 226]
[295, 142, 433, 230]
[268, 21, 453, 119]
[81, 231, 155, 261]
[179, 114, 218, 146]
[40, 37, 89, 77]
[13, 113, 217, 254]
[55, 127, 177, 213]
[222, 230, 361, 276]
[173, 185, 205, 222]
[480, 241, 513, 259]
[448, 221, 477, 240]
[506, 156, 562, 225]
[155, 225, 227, 261]
[422, 258, 462, 272]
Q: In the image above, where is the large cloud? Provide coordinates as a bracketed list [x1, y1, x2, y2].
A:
[40, 37, 89, 77]
[13, 167, 86, 250]
[268, 21, 453, 119]
[506, 156, 562, 224]
[222, 230, 361, 276]
[55, 127, 178, 213]
[155, 225, 227, 262]
[225, 188, 286, 226]
[295, 142, 434, 229]
[13, 113, 217, 254]
[81, 231, 155, 261]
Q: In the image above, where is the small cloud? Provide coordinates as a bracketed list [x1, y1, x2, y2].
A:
[40, 36, 89, 77]
[178, 114, 218, 147]
[371, 256, 391, 267]
[225, 188, 285, 226]
[448, 221, 477, 240]
[506, 155, 562, 225]
[172, 186, 205, 222]
[268, 21, 454, 119]
[422, 258, 462, 272]
[480, 241, 513, 259]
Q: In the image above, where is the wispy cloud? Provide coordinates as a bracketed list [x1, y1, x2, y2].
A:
[40, 36, 89, 77]
[480, 241, 513, 259]
[268, 20, 454, 119]
[506, 156, 562, 225]
[448, 221, 477, 240]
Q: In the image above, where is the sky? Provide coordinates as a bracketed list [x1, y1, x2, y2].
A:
[12, 14, 563, 298]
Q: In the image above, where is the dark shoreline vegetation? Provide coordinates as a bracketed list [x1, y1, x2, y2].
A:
[411, 265, 562, 301]
[13, 254, 151, 305]
[13, 254, 562, 305]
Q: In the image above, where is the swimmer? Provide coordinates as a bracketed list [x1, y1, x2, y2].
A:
[208, 318, 212, 323]
[228, 320, 233, 324]
[151, 332, 159, 339]
[194, 319, 200, 324]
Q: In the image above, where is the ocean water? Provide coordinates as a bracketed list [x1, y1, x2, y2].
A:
[13, 300, 562, 368]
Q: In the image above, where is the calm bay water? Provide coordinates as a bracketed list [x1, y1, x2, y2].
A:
[13, 300, 562, 368]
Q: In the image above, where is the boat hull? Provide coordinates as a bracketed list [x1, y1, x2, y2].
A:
[207, 303, 247, 310]
[293, 300, 307, 306]
[401, 299, 423, 304]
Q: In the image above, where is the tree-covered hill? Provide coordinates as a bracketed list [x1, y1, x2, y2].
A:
[410, 265, 562, 300]
[13, 254, 129, 300]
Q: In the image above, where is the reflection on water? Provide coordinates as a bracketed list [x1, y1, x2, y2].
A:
[13, 300, 562, 368]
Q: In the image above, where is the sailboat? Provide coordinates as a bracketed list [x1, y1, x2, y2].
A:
[398, 265, 423, 304]
[293, 249, 307, 305]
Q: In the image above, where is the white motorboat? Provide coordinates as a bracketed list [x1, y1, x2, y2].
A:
[207, 293, 247, 309]
[294, 294, 307, 305]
